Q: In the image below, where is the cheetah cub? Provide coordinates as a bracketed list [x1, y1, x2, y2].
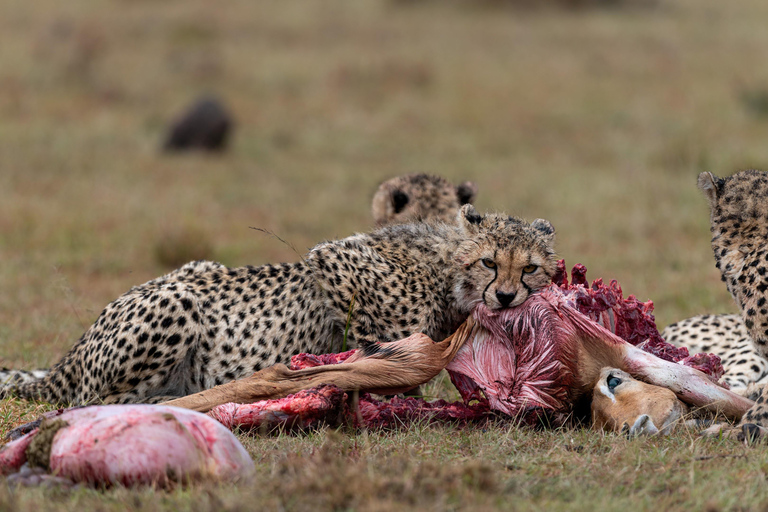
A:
[372, 174, 477, 227]
[1, 173, 474, 389]
[4, 205, 557, 405]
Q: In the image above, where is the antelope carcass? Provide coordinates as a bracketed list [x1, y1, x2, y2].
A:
[163, 262, 752, 431]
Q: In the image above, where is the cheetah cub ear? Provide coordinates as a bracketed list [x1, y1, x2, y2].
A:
[531, 218, 555, 243]
[697, 171, 724, 207]
[456, 204, 484, 267]
[456, 181, 478, 206]
[458, 204, 483, 231]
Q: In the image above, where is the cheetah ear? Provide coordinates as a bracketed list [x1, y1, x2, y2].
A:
[371, 180, 408, 226]
[456, 181, 478, 206]
[391, 189, 410, 214]
[697, 172, 724, 207]
[531, 218, 555, 242]
[458, 204, 483, 231]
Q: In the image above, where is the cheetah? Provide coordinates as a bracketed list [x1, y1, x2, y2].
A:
[1, 173, 477, 389]
[688, 169, 768, 440]
[1, 205, 557, 405]
[662, 314, 768, 390]
[371, 174, 477, 227]
[663, 170, 768, 393]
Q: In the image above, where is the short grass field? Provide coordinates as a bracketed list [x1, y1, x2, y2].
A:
[2, 0, 768, 509]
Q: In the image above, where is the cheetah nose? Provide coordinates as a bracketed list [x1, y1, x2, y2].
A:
[495, 291, 516, 308]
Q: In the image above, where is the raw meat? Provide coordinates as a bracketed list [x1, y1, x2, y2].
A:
[445, 263, 748, 423]
[0, 405, 254, 487]
[167, 262, 747, 431]
[209, 384, 491, 431]
[552, 260, 722, 377]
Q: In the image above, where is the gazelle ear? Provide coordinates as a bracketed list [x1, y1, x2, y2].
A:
[458, 204, 482, 232]
[530, 218, 555, 242]
[456, 181, 478, 206]
[697, 172, 723, 208]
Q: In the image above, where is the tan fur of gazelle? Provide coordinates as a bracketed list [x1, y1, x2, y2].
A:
[166, 298, 755, 420]
[163, 319, 478, 413]
[558, 307, 753, 421]
[592, 368, 688, 435]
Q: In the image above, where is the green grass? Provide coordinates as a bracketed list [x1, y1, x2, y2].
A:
[2, 425, 768, 511]
[2, 0, 768, 509]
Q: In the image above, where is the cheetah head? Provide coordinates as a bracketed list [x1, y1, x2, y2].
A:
[453, 204, 558, 311]
[699, 170, 768, 344]
[371, 174, 478, 227]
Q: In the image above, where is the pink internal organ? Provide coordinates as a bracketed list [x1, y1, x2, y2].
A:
[0, 405, 254, 487]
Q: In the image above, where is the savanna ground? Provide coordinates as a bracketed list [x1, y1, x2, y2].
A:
[1, 0, 768, 509]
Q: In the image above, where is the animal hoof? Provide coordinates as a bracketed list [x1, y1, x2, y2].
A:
[626, 414, 660, 438]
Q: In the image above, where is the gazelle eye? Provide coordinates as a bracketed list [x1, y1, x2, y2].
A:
[481, 258, 496, 269]
[607, 375, 622, 391]
[523, 264, 538, 274]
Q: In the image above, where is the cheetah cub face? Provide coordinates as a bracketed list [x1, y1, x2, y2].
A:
[454, 205, 557, 311]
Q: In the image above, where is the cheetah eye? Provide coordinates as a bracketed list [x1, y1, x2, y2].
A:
[481, 258, 496, 269]
[523, 264, 538, 274]
[607, 375, 622, 391]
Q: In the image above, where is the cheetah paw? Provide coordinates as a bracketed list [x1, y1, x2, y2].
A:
[701, 422, 768, 444]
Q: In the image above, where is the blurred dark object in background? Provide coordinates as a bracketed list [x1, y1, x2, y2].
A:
[740, 87, 768, 119]
[163, 96, 233, 152]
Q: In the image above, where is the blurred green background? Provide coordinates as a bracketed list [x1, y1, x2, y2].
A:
[4, 1, 768, 510]
[2, 0, 767, 368]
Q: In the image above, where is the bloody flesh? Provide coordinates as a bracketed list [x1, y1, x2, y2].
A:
[0, 405, 254, 487]
[209, 385, 491, 432]
[552, 260, 721, 376]
[445, 261, 742, 422]
[198, 261, 735, 432]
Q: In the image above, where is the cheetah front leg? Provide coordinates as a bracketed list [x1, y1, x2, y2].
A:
[702, 384, 768, 443]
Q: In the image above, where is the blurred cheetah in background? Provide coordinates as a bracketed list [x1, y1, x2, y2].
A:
[372, 174, 477, 227]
